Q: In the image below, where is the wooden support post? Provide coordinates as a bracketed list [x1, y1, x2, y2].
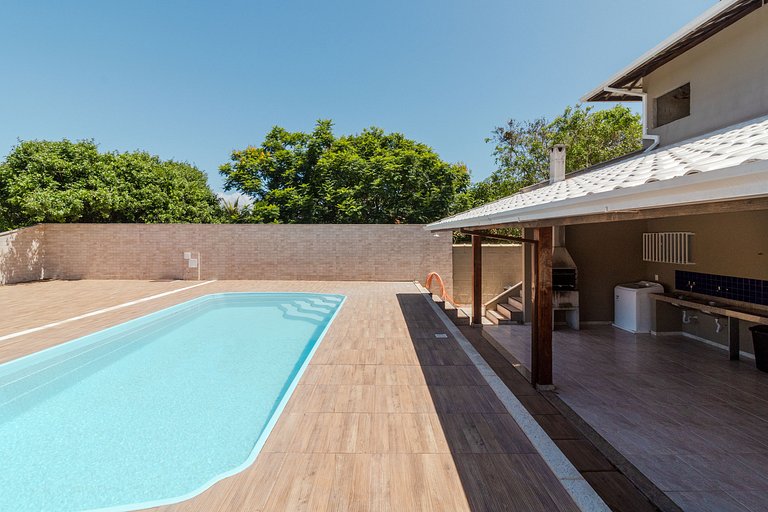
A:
[471, 235, 483, 326]
[531, 239, 539, 385]
[522, 228, 534, 324]
[533, 227, 553, 388]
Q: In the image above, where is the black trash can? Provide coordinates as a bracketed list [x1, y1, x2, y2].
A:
[750, 325, 768, 372]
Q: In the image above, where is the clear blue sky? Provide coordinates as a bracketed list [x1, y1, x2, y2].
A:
[1, 0, 715, 193]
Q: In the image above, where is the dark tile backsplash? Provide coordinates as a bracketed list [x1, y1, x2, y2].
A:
[675, 270, 768, 306]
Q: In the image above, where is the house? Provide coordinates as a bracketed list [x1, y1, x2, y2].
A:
[427, 2, 768, 510]
[428, 0, 768, 383]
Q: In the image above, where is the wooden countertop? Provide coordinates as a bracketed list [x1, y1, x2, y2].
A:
[651, 292, 768, 326]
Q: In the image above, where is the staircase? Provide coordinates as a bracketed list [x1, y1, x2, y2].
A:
[432, 295, 470, 325]
[484, 282, 524, 325]
[424, 272, 522, 327]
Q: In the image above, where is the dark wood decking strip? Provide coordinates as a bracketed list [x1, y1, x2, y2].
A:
[457, 324, 663, 512]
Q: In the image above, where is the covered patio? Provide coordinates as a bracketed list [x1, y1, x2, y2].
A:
[483, 323, 768, 512]
[425, 114, 768, 511]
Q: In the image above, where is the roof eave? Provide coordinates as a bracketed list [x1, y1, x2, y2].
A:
[425, 160, 768, 231]
[582, 0, 761, 103]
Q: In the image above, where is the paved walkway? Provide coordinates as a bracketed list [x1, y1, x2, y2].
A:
[486, 323, 768, 512]
[2, 280, 580, 511]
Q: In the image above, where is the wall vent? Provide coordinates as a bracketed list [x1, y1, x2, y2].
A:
[643, 232, 694, 264]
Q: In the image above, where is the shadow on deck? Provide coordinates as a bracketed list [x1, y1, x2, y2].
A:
[396, 292, 580, 512]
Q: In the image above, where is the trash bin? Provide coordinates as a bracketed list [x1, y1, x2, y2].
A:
[749, 325, 768, 372]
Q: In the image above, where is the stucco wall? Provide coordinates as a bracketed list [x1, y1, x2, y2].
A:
[566, 221, 647, 322]
[1, 224, 453, 290]
[563, 209, 768, 324]
[644, 210, 768, 289]
[645, 6, 768, 145]
[0, 226, 46, 285]
[452, 244, 522, 304]
[645, 210, 768, 352]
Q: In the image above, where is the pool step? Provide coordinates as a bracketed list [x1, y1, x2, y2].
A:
[278, 303, 326, 323]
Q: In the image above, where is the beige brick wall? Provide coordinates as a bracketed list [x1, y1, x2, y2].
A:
[452, 244, 522, 303]
[0, 226, 46, 285]
[38, 224, 452, 290]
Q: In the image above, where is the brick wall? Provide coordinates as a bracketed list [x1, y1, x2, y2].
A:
[0, 226, 45, 285]
[452, 244, 522, 303]
[37, 224, 452, 290]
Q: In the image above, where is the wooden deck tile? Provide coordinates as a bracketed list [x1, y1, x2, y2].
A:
[374, 385, 436, 413]
[374, 364, 428, 386]
[369, 413, 450, 453]
[430, 385, 509, 413]
[420, 365, 487, 386]
[582, 472, 659, 512]
[554, 439, 615, 472]
[535, 414, 583, 440]
[517, 394, 560, 415]
[454, 453, 579, 512]
[302, 385, 377, 413]
[439, 413, 537, 454]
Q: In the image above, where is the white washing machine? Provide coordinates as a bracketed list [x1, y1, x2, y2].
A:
[613, 281, 664, 333]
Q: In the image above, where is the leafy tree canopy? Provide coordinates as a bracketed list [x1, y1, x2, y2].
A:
[0, 139, 221, 231]
[468, 104, 642, 206]
[220, 120, 471, 224]
[219, 196, 252, 224]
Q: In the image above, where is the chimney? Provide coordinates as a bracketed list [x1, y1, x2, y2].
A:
[549, 144, 566, 184]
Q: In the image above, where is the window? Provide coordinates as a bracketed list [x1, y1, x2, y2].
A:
[655, 83, 690, 127]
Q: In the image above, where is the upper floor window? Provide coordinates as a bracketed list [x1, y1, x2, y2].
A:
[655, 83, 690, 127]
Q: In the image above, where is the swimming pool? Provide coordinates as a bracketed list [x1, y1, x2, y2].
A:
[0, 292, 344, 512]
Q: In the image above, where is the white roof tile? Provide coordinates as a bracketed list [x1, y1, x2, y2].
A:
[427, 115, 768, 230]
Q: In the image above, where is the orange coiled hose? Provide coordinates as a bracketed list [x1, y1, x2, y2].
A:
[424, 272, 462, 308]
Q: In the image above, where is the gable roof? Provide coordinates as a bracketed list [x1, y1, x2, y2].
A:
[583, 0, 765, 102]
[426, 115, 768, 230]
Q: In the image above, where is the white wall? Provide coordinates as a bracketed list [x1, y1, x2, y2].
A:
[0, 226, 45, 285]
[645, 6, 768, 145]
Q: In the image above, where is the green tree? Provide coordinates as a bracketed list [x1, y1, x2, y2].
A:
[219, 196, 252, 223]
[475, 104, 642, 204]
[0, 139, 221, 231]
[220, 120, 471, 224]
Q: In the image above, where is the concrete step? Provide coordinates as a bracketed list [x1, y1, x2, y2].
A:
[497, 303, 524, 323]
[432, 295, 470, 325]
[486, 309, 512, 325]
[507, 296, 523, 310]
[453, 310, 470, 326]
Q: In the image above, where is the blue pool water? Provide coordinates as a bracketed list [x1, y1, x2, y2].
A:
[0, 292, 344, 512]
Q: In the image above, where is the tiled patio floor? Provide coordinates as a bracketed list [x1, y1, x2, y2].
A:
[1, 280, 580, 511]
[485, 323, 768, 512]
